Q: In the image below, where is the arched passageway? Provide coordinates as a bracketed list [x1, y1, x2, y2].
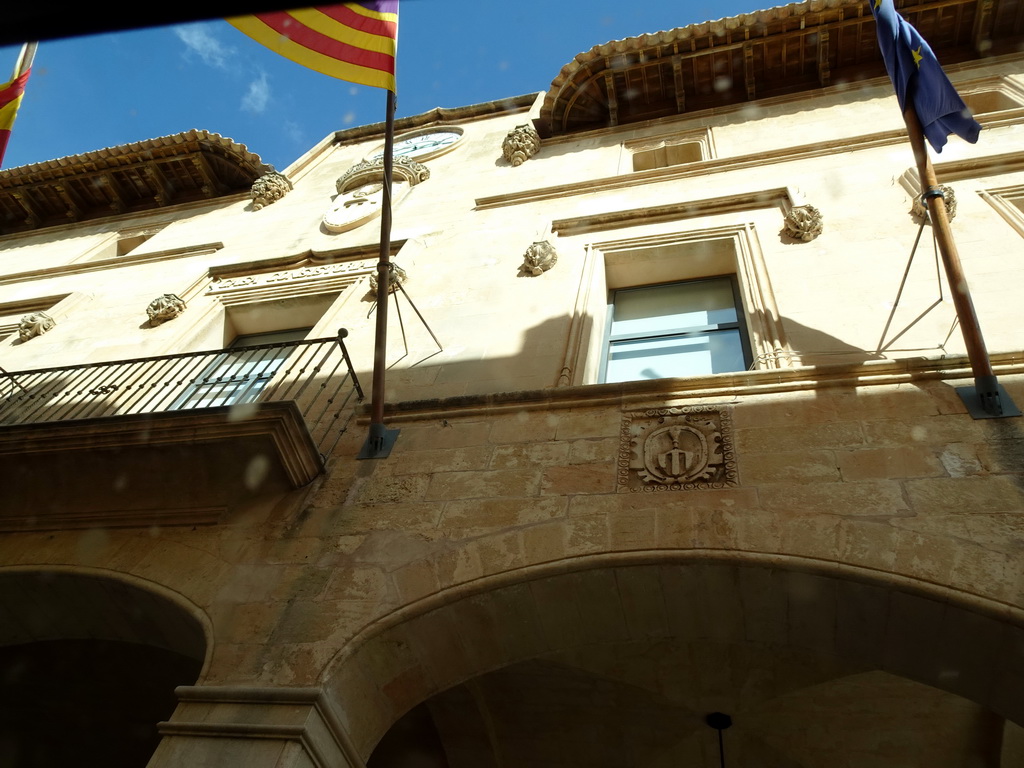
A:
[322, 555, 1024, 768]
[0, 568, 209, 768]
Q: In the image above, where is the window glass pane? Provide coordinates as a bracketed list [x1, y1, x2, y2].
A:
[605, 329, 746, 383]
[231, 328, 311, 348]
[173, 328, 311, 409]
[610, 279, 737, 338]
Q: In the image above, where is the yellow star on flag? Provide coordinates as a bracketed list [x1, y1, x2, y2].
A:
[912, 46, 924, 67]
[875, 0, 882, 9]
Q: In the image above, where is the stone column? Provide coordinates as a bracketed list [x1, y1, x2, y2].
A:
[149, 686, 364, 768]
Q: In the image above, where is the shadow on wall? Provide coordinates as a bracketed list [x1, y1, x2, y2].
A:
[378, 310, 896, 401]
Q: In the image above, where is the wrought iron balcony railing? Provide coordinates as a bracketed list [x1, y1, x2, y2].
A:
[0, 332, 364, 456]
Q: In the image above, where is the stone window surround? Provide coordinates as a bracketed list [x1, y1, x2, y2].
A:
[620, 127, 715, 174]
[978, 184, 1024, 238]
[957, 75, 1024, 115]
[557, 223, 789, 387]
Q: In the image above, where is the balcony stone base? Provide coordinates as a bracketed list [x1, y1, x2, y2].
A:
[0, 402, 322, 531]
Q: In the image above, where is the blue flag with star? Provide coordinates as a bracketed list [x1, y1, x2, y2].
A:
[870, 0, 981, 152]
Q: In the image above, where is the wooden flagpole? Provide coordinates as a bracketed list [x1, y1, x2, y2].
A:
[902, 106, 1019, 418]
[358, 88, 401, 457]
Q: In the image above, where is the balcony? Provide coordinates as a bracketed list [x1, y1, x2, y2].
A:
[0, 334, 363, 531]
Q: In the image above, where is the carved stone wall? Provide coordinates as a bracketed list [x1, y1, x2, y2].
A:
[618, 405, 737, 492]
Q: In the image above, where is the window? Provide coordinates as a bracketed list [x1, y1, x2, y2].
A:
[962, 89, 1023, 115]
[554, 225, 788, 387]
[173, 327, 311, 409]
[622, 128, 714, 173]
[956, 77, 1024, 117]
[76, 225, 168, 264]
[602, 277, 752, 383]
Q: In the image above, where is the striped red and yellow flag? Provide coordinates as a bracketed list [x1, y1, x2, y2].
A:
[0, 68, 31, 166]
[228, 2, 398, 92]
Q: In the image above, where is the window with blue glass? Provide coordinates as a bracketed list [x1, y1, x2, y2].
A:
[601, 276, 752, 383]
[173, 327, 312, 409]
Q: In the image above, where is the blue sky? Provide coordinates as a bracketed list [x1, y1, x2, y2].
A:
[1, 0, 759, 172]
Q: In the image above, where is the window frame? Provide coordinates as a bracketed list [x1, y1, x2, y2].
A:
[171, 327, 313, 410]
[599, 275, 753, 383]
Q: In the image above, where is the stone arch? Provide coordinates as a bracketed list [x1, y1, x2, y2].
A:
[319, 551, 1024, 760]
[0, 565, 212, 666]
[0, 566, 212, 768]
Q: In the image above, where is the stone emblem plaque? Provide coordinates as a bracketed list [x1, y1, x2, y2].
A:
[618, 406, 737, 492]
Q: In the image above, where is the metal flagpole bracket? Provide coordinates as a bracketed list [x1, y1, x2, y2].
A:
[357, 422, 401, 459]
[956, 375, 1021, 419]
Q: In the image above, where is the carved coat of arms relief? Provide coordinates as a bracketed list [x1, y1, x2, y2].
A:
[618, 406, 737, 492]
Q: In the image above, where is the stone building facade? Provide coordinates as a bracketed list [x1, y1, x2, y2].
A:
[2, 0, 1024, 766]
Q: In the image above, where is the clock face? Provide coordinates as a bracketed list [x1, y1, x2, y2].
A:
[369, 129, 462, 162]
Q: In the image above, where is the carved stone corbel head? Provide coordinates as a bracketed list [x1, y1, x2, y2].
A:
[912, 184, 957, 222]
[783, 204, 823, 241]
[250, 171, 293, 210]
[146, 294, 187, 325]
[369, 264, 408, 297]
[18, 311, 55, 342]
[502, 124, 541, 167]
[518, 241, 557, 277]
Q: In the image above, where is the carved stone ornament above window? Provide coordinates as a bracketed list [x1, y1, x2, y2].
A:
[618, 406, 737, 492]
[335, 155, 430, 194]
[325, 157, 429, 234]
[502, 124, 541, 167]
[18, 311, 55, 342]
[146, 294, 187, 325]
[250, 171, 293, 210]
[912, 184, 957, 222]
[369, 264, 408, 297]
[518, 240, 558, 277]
[782, 204, 823, 241]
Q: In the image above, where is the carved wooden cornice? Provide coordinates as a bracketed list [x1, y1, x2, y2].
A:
[0, 130, 272, 234]
[539, 0, 1024, 137]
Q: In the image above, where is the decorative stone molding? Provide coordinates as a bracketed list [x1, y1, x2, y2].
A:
[912, 184, 957, 221]
[369, 264, 408, 297]
[783, 204, 823, 241]
[323, 182, 389, 233]
[249, 171, 293, 210]
[336, 156, 429, 194]
[18, 311, 55, 342]
[146, 294, 187, 325]
[618, 406, 737, 492]
[518, 240, 557, 277]
[502, 124, 541, 166]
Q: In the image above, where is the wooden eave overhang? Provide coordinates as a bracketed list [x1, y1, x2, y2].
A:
[0, 130, 272, 234]
[539, 0, 1024, 137]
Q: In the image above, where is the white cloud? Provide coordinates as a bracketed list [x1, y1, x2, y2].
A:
[242, 73, 271, 114]
[283, 120, 307, 147]
[174, 24, 235, 69]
